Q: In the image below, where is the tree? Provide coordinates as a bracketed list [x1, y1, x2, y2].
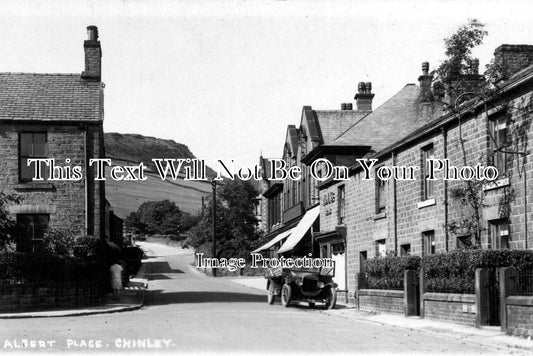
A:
[0, 192, 21, 249]
[436, 19, 487, 81]
[179, 212, 200, 233]
[136, 200, 182, 235]
[125, 211, 145, 234]
[185, 179, 262, 260]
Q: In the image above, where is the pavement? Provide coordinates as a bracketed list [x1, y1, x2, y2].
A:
[1, 242, 531, 354]
[227, 275, 533, 353]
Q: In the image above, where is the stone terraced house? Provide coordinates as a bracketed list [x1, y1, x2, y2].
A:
[0, 26, 108, 252]
[317, 45, 533, 304]
[257, 44, 533, 307]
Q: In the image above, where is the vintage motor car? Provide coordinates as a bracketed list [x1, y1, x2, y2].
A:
[265, 266, 337, 309]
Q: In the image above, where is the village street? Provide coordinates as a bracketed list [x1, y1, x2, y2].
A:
[0, 242, 526, 354]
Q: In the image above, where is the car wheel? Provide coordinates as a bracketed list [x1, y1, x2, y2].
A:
[308, 302, 315, 309]
[267, 282, 275, 304]
[281, 284, 292, 307]
[325, 287, 337, 310]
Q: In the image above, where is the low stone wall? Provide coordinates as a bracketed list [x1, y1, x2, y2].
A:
[423, 293, 476, 326]
[505, 296, 533, 338]
[0, 282, 103, 313]
[358, 289, 404, 314]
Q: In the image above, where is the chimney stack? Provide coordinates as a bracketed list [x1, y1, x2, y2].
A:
[418, 62, 433, 103]
[82, 26, 101, 81]
[493, 44, 533, 81]
[354, 82, 374, 111]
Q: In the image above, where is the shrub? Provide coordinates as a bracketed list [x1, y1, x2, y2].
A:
[73, 235, 100, 259]
[422, 249, 533, 293]
[0, 241, 16, 253]
[122, 246, 144, 276]
[0, 251, 104, 285]
[365, 255, 421, 290]
[42, 226, 75, 256]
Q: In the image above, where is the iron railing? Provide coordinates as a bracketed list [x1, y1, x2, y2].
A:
[509, 269, 533, 296]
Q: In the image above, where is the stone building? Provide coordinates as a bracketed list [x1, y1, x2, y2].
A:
[317, 45, 533, 304]
[314, 70, 444, 300]
[254, 90, 373, 290]
[257, 44, 533, 305]
[0, 26, 108, 252]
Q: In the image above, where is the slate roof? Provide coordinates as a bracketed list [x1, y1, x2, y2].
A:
[331, 84, 444, 152]
[285, 125, 299, 157]
[313, 110, 368, 145]
[0, 73, 103, 122]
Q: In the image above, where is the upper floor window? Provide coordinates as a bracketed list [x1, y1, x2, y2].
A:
[19, 132, 47, 182]
[489, 116, 509, 176]
[338, 185, 345, 224]
[376, 173, 386, 214]
[422, 144, 435, 200]
[489, 220, 510, 249]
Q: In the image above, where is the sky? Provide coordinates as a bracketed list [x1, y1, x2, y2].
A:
[2, 0, 533, 170]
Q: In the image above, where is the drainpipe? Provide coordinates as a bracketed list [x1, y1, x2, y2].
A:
[83, 124, 89, 233]
[524, 168, 528, 250]
[442, 127, 449, 251]
[392, 151, 398, 255]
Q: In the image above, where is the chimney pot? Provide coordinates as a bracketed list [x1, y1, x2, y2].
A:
[422, 62, 429, 76]
[346, 103, 353, 110]
[87, 25, 99, 41]
[365, 82, 372, 94]
[341, 103, 347, 110]
[358, 82, 366, 93]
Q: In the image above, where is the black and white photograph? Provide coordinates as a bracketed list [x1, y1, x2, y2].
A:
[1, 0, 533, 354]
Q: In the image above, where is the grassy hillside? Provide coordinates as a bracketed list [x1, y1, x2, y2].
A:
[105, 132, 216, 176]
[104, 133, 213, 218]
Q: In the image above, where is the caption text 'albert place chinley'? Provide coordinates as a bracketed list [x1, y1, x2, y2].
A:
[25, 158, 499, 182]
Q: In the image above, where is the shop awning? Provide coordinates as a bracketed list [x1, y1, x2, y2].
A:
[277, 205, 320, 254]
[252, 228, 294, 253]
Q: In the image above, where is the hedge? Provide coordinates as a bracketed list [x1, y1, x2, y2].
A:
[363, 249, 533, 293]
[0, 251, 105, 285]
[365, 255, 421, 290]
[422, 249, 533, 294]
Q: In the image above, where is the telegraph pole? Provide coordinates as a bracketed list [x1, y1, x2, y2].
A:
[211, 178, 217, 277]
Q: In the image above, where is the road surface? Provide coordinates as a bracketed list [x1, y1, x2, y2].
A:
[0, 242, 525, 354]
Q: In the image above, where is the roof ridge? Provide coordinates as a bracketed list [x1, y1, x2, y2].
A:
[0, 72, 80, 76]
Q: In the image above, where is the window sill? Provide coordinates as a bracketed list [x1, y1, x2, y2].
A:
[417, 198, 436, 209]
[14, 182, 55, 191]
[373, 212, 386, 220]
[483, 177, 510, 191]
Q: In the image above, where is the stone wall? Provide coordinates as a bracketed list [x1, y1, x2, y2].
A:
[358, 289, 404, 315]
[423, 293, 477, 326]
[0, 281, 103, 313]
[505, 296, 533, 338]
